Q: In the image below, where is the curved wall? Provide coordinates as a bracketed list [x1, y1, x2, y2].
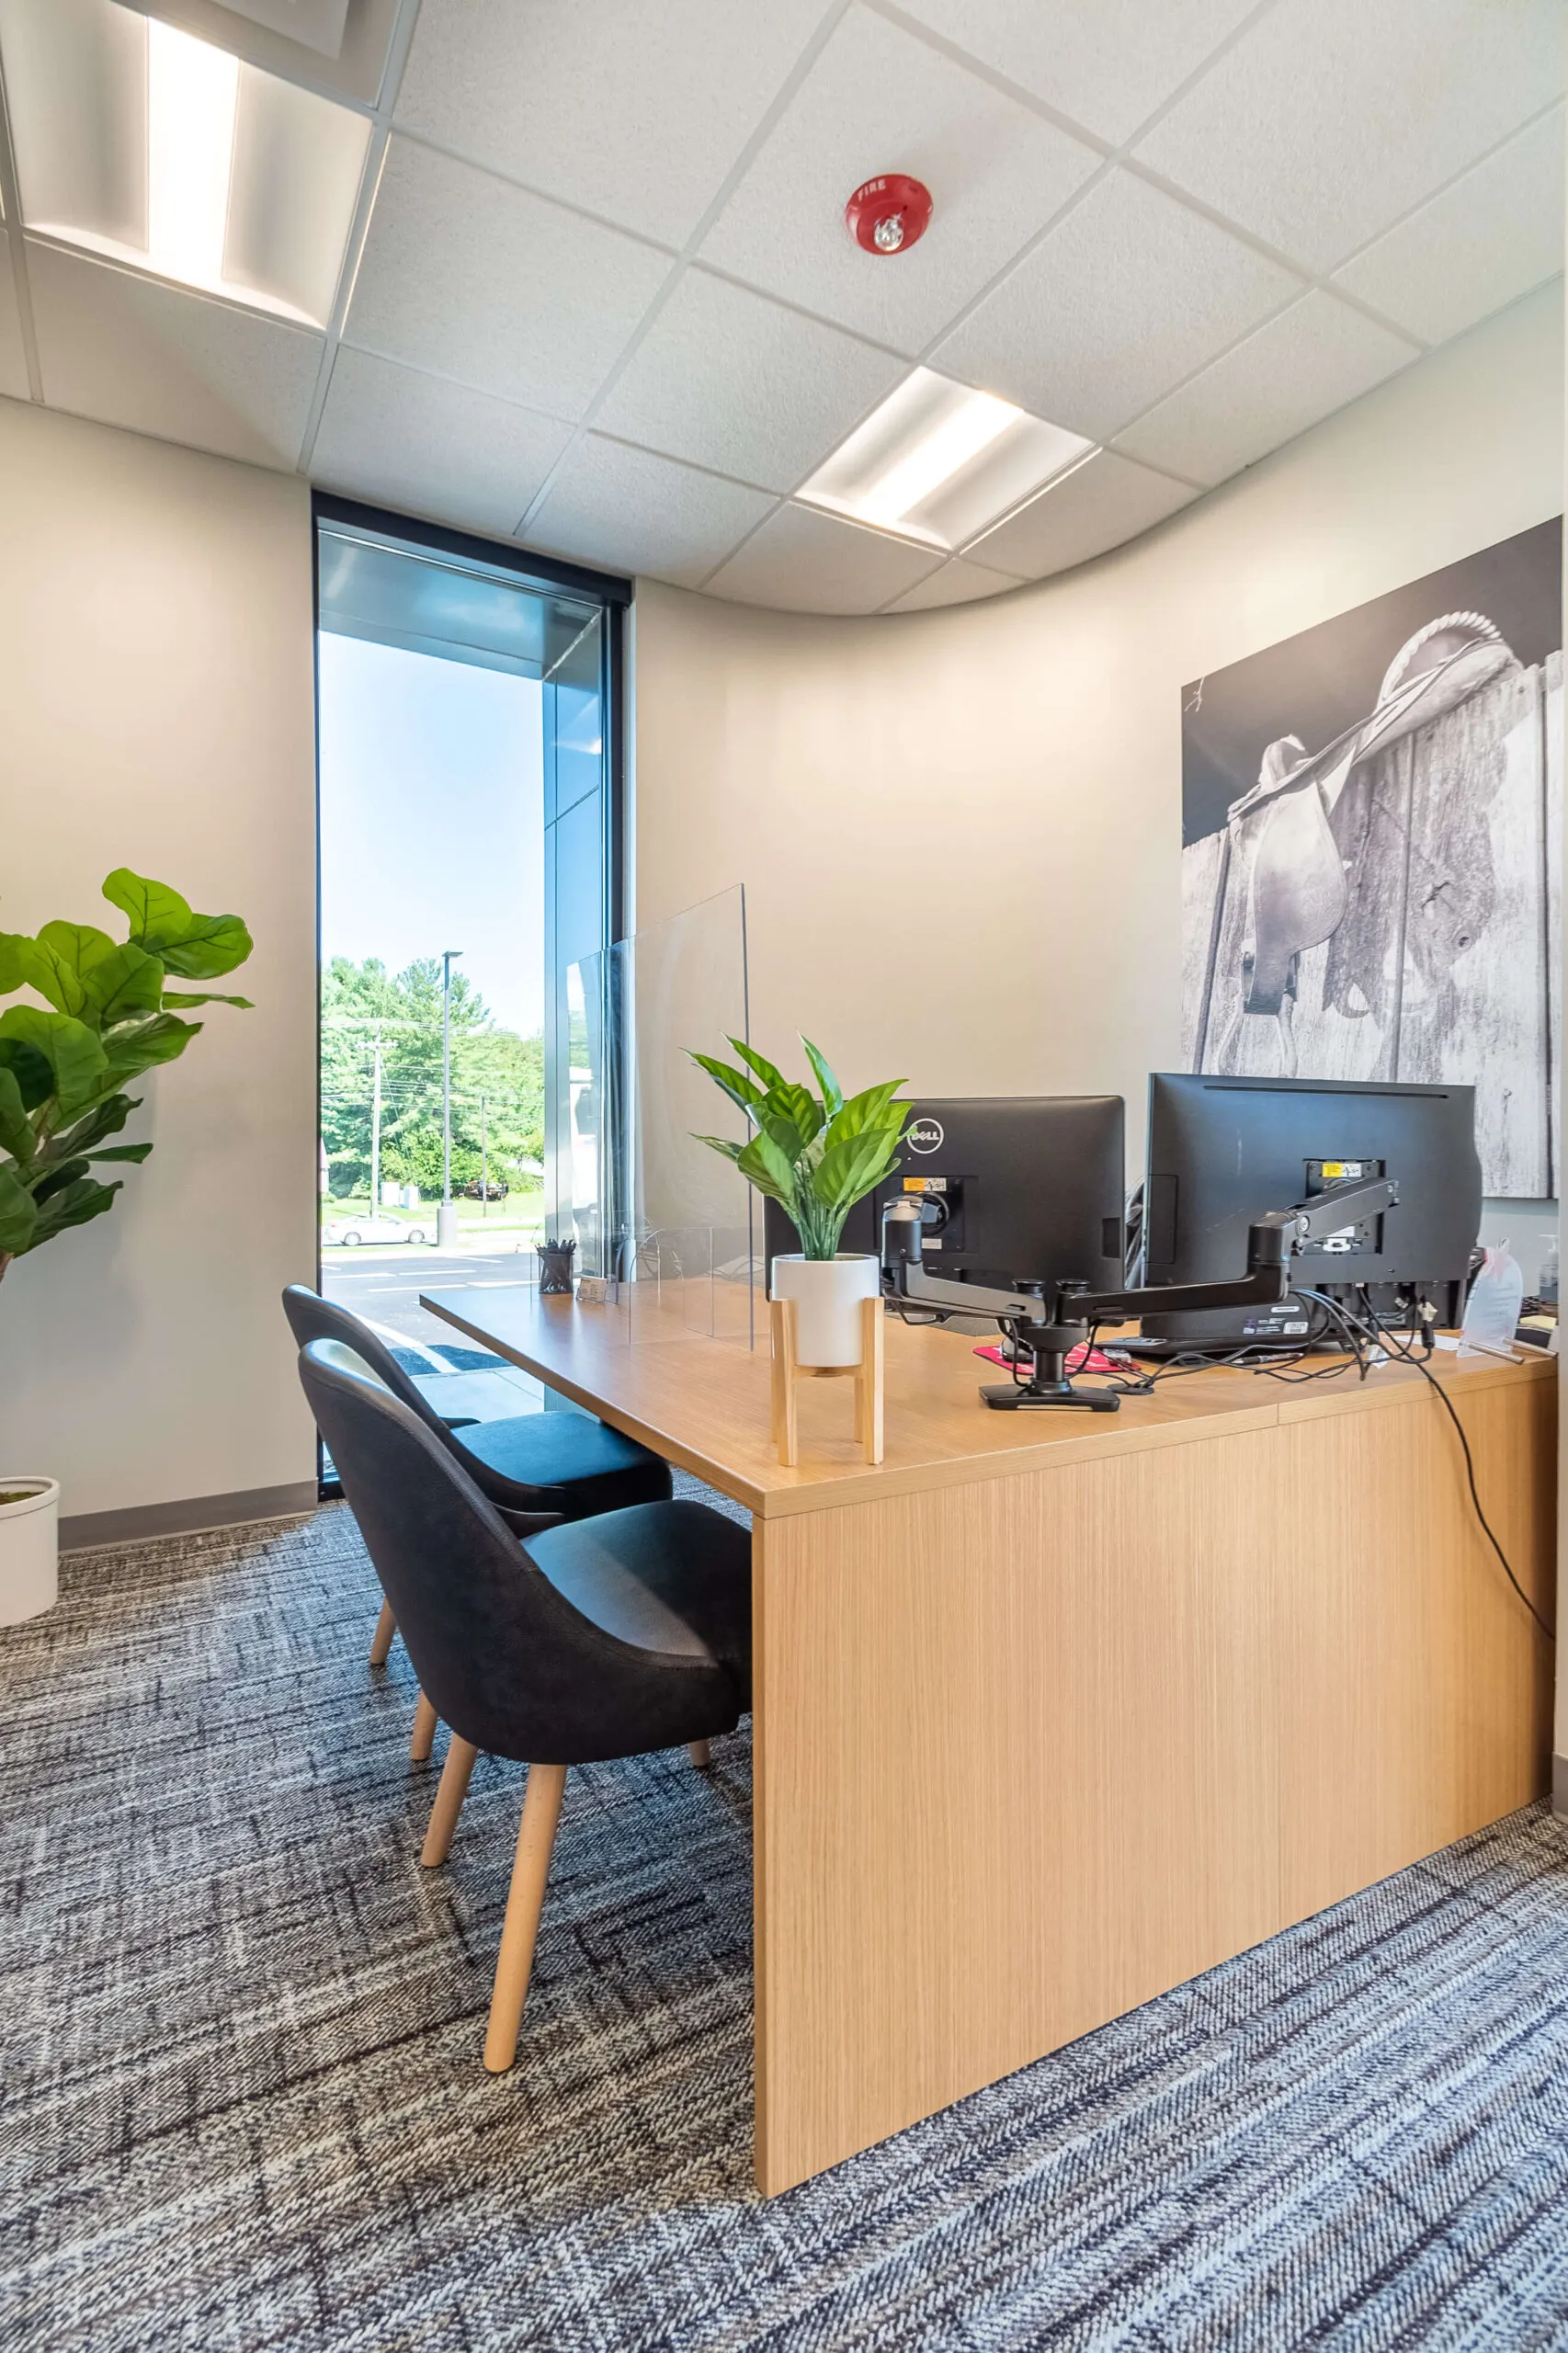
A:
[633, 280, 1563, 1182]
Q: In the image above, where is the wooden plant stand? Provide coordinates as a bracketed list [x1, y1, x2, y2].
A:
[769, 1294, 885, 1467]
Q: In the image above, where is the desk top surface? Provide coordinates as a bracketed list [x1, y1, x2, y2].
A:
[421, 1283, 1555, 1520]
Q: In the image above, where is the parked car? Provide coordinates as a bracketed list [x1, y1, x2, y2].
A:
[460, 1177, 508, 1200]
[323, 1212, 429, 1248]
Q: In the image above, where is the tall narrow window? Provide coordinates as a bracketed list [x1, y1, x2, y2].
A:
[313, 500, 625, 1430]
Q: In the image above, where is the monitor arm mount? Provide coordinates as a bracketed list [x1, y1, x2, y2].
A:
[880, 1172, 1399, 1413]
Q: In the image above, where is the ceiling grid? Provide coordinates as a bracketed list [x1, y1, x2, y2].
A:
[0, 0, 1556, 609]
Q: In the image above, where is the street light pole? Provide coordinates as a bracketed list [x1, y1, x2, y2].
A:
[438, 950, 461, 1251]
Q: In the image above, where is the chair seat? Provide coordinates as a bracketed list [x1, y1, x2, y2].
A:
[455, 1412, 673, 1518]
[527, 1501, 751, 1709]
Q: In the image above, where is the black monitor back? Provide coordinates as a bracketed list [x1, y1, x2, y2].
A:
[1142, 1073, 1481, 1346]
[763, 1095, 1125, 1297]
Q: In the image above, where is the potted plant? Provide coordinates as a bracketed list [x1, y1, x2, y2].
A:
[0, 869, 254, 1622]
[690, 1037, 909, 1366]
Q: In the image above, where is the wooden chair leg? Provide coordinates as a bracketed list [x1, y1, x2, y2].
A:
[410, 1689, 437, 1763]
[369, 1597, 396, 1668]
[421, 1735, 478, 1866]
[483, 1763, 567, 2075]
[687, 1739, 711, 1770]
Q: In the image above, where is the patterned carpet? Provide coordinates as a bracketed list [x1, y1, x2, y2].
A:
[6, 1502, 1568, 2352]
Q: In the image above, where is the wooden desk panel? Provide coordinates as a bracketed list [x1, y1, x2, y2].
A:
[421, 1285, 1556, 2193]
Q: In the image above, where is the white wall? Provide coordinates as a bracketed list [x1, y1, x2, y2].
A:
[0, 399, 318, 1522]
[635, 282, 1564, 1217]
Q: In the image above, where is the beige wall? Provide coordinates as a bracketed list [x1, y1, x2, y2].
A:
[0, 399, 318, 1522]
[635, 281, 1564, 1195]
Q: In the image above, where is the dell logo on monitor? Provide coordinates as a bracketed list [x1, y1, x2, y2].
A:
[907, 1118, 944, 1154]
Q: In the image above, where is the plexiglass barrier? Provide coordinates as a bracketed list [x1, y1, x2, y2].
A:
[562, 887, 759, 1345]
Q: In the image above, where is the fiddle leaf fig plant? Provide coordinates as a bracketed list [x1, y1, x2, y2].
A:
[0, 870, 254, 1283]
[690, 1036, 911, 1259]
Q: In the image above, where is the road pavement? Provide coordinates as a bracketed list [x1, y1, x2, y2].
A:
[322, 1241, 543, 1399]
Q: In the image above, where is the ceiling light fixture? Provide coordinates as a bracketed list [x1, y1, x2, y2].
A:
[798, 368, 1096, 551]
[0, 0, 371, 328]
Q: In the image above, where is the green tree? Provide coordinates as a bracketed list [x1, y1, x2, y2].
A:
[321, 956, 544, 1201]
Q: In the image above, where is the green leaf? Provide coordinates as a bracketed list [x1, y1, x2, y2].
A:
[99, 1013, 201, 1090]
[735, 1127, 801, 1210]
[37, 922, 118, 977]
[763, 1082, 823, 1155]
[0, 931, 89, 1017]
[812, 1132, 902, 1216]
[800, 1037, 843, 1119]
[692, 1134, 746, 1164]
[154, 915, 253, 980]
[727, 1039, 789, 1095]
[0, 1006, 108, 1113]
[102, 870, 253, 978]
[86, 1142, 153, 1165]
[83, 943, 166, 1025]
[0, 1067, 34, 1165]
[688, 1051, 766, 1121]
[46, 1093, 141, 1159]
[0, 1160, 38, 1255]
[0, 935, 23, 995]
[29, 1174, 120, 1246]
[822, 1082, 910, 1154]
[161, 991, 253, 1010]
[0, 1039, 54, 1111]
[102, 869, 192, 942]
[32, 1157, 91, 1204]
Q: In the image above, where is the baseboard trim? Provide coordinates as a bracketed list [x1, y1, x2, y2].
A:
[60, 1482, 320, 1553]
[1552, 1754, 1568, 1818]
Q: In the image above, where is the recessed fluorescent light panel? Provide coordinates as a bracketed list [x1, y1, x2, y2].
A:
[798, 368, 1096, 551]
[0, 0, 370, 326]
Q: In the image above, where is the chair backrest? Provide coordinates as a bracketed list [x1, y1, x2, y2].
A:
[299, 1340, 663, 1765]
[282, 1284, 446, 1431]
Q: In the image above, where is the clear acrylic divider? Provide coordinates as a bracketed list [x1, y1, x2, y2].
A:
[563, 888, 759, 1347]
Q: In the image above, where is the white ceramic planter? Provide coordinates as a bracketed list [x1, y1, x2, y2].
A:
[769, 1253, 881, 1368]
[0, 1477, 59, 1626]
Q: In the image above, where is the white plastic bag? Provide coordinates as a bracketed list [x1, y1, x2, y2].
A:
[1461, 1243, 1523, 1353]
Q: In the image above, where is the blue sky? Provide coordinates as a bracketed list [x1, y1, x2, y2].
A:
[317, 634, 545, 1036]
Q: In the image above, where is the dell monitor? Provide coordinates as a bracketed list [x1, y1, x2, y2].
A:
[764, 1095, 1126, 1300]
[1139, 1073, 1482, 1351]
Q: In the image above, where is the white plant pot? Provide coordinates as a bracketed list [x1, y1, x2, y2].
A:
[770, 1253, 881, 1368]
[0, 1477, 59, 1626]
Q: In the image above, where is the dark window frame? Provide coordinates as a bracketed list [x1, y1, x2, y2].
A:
[309, 493, 630, 1495]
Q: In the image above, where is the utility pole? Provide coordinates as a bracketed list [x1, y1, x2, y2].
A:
[438, 950, 461, 1251]
[480, 1093, 488, 1218]
[369, 1024, 382, 1212]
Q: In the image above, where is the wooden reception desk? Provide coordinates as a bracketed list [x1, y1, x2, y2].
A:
[422, 1285, 1556, 2196]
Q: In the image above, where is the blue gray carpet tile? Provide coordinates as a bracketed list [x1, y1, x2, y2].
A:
[4, 1502, 1568, 2350]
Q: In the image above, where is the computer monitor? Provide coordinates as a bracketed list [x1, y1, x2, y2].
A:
[763, 1095, 1126, 1298]
[1140, 1073, 1482, 1350]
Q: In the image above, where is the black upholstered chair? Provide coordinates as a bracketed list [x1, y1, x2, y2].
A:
[299, 1339, 750, 2072]
[284, 1285, 674, 1718]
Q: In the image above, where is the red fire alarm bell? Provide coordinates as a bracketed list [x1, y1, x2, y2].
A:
[845, 174, 933, 256]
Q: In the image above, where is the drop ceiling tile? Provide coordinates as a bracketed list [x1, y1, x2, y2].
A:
[27, 240, 321, 469]
[881, 553, 1026, 611]
[893, 0, 1261, 144]
[699, 5, 1098, 357]
[527, 435, 777, 587]
[1332, 108, 1564, 346]
[344, 138, 673, 420]
[704, 503, 944, 612]
[968, 449, 1199, 578]
[933, 169, 1303, 441]
[0, 241, 29, 399]
[311, 347, 573, 536]
[1133, 0, 1565, 272]
[593, 267, 906, 494]
[1113, 291, 1418, 487]
[394, 0, 829, 248]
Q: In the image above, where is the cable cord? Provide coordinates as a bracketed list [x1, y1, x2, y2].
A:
[1354, 1292, 1554, 1643]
